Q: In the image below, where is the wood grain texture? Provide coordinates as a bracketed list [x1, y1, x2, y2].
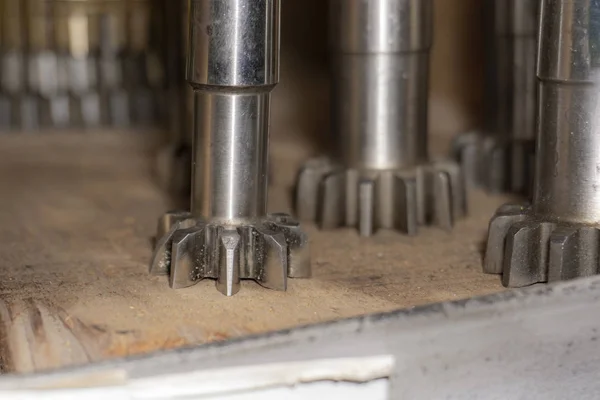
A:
[0, 131, 511, 373]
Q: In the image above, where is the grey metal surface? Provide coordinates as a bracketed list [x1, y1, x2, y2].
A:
[485, 0, 600, 287]
[191, 92, 270, 221]
[330, 0, 431, 170]
[151, 0, 310, 296]
[452, 0, 537, 193]
[295, 0, 466, 237]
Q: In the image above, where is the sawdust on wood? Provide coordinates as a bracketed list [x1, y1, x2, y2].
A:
[0, 132, 512, 373]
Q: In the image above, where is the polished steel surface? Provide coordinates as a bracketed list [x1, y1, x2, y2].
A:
[534, 0, 600, 223]
[295, 0, 465, 237]
[329, 0, 431, 54]
[485, 0, 600, 287]
[187, 0, 277, 221]
[453, 0, 537, 193]
[191, 92, 269, 221]
[187, 0, 279, 88]
[330, 0, 431, 169]
[333, 52, 429, 169]
[152, 0, 310, 296]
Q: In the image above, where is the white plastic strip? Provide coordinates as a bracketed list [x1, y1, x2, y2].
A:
[0, 356, 394, 400]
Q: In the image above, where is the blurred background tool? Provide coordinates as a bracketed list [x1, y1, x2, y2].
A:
[0, 0, 165, 131]
[0, 0, 36, 129]
[294, 0, 467, 237]
[150, 0, 311, 296]
[154, 0, 192, 199]
[485, 0, 600, 287]
[452, 0, 537, 194]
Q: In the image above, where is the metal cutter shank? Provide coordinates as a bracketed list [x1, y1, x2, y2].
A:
[485, 0, 600, 286]
[295, 0, 466, 237]
[150, 0, 310, 296]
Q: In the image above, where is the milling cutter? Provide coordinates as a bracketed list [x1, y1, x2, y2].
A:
[150, 0, 311, 296]
[453, 0, 538, 193]
[485, 0, 600, 287]
[295, 0, 466, 237]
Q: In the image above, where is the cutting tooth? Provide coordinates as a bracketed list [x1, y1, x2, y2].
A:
[266, 213, 310, 278]
[239, 226, 256, 279]
[451, 131, 481, 187]
[484, 204, 529, 274]
[318, 169, 345, 229]
[548, 227, 599, 282]
[151, 213, 309, 294]
[431, 170, 452, 230]
[483, 206, 600, 287]
[548, 227, 579, 283]
[358, 177, 376, 237]
[156, 211, 192, 242]
[202, 224, 221, 278]
[376, 171, 394, 230]
[170, 226, 203, 289]
[216, 230, 241, 296]
[149, 218, 196, 275]
[483, 139, 508, 193]
[437, 161, 467, 220]
[254, 227, 288, 291]
[394, 172, 418, 236]
[415, 166, 427, 225]
[295, 157, 335, 221]
[503, 221, 554, 287]
[345, 169, 359, 226]
[150, 223, 179, 275]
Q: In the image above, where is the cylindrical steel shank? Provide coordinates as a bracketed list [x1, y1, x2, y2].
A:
[187, 0, 279, 222]
[533, 0, 600, 223]
[329, 0, 432, 170]
[483, 0, 537, 142]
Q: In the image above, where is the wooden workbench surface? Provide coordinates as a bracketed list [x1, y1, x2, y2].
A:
[0, 132, 511, 373]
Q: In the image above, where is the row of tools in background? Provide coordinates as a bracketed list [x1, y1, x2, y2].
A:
[0, 0, 170, 129]
[1, 0, 598, 296]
